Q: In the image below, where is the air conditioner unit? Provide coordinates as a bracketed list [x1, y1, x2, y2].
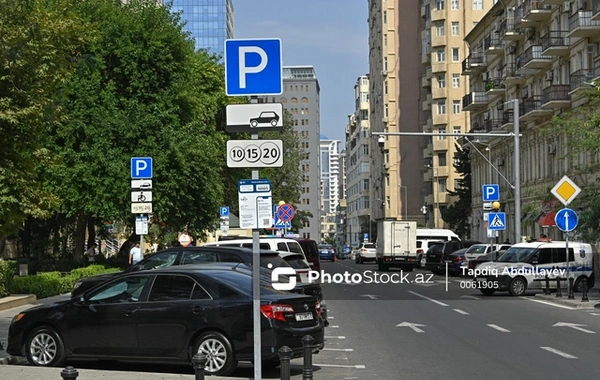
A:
[381, 70, 388, 76]
[548, 144, 557, 154]
[382, 117, 388, 123]
[563, 1, 570, 12]
[545, 71, 554, 81]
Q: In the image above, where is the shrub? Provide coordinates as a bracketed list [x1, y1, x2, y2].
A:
[0, 260, 18, 297]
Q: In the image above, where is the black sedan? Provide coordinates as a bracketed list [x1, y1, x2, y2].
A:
[72, 246, 322, 301]
[8, 264, 325, 376]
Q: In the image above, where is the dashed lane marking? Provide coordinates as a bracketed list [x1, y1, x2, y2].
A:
[453, 309, 469, 315]
[487, 324, 511, 332]
[323, 348, 354, 352]
[325, 336, 346, 339]
[313, 364, 366, 369]
[522, 297, 578, 310]
[408, 290, 449, 307]
[540, 347, 578, 359]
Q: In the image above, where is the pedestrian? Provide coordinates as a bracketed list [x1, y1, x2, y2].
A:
[86, 243, 98, 263]
[129, 241, 142, 266]
[503, 238, 510, 244]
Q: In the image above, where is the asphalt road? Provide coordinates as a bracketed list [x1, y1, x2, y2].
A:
[2, 261, 600, 379]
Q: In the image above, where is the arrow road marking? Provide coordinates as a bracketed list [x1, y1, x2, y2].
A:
[540, 347, 578, 359]
[408, 291, 449, 306]
[553, 322, 596, 334]
[487, 324, 511, 332]
[453, 309, 470, 315]
[361, 294, 379, 300]
[397, 322, 426, 333]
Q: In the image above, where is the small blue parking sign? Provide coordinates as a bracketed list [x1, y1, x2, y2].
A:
[131, 157, 152, 179]
[224, 39, 282, 96]
[482, 184, 500, 202]
[220, 206, 230, 217]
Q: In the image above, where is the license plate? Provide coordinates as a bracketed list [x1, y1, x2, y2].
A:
[295, 312, 313, 321]
[395, 257, 405, 261]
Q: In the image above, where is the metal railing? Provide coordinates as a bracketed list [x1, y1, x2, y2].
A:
[539, 30, 570, 51]
[462, 91, 487, 108]
[521, 0, 552, 18]
[517, 45, 551, 68]
[521, 95, 544, 115]
[570, 69, 596, 92]
[502, 63, 521, 80]
[569, 11, 600, 32]
[594, 0, 600, 17]
[542, 85, 571, 104]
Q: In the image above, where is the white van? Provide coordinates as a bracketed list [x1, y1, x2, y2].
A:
[201, 238, 312, 282]
[473, 241, 597, 296]
[416, 228, 460, 242]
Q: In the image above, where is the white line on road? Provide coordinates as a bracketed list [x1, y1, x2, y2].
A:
[453, 309, 470, 315]
[314, 364, 366, 369]
[323, 348, 354, 352]
[325, 336, 346, 339]
[408, 290, 449, 306]
[522, 297, 577, 310]
[335, 357, 349, 360]
[327, 316, 334, 319]
[540, 347, 578, 359]
[590, 313, 600, 316]
[328, 325, 340, 328]
[487, 324, 511, 332]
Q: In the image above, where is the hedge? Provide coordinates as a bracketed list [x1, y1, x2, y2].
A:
[0, 260, 18, 298]
[7, 265, 121, 299]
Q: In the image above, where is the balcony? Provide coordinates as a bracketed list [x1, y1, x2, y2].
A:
[423, 171, 433, 182]
[516, 45, 552, 71]
[520, 95, 552, 122]
[431, 8, 446, 22]
[541, 85, 571, 109]
[569, 69, 597, 94]
[432, 61, 447, 73]
[485, 78, 506, 100]
[483, 118, 504, 132]
[423, 144, 433, 159]
[461, 52, 487, 75]
[568, 11, 600, 38]
[540, 30, 570, 56]
[433, 138, 449, 151]
[594, 0, 600, 21]
[502, 63, 526, 85]
[422, 45, 431, 64]
[462, 91, 488, 111]
[436, 166, 450, 178]
[484, 34, 503, 56]
[499, 18, 524, 41]
[521, 0, 553, 22]
[541, 0, 565, 5]
[514, 4, 537, 28]
[422, 93, 432, 111]
[502, 109, 514, 129]
[432, 86, 446, 99]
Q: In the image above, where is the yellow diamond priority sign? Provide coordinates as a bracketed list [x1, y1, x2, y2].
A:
[551, 175, 581, 206]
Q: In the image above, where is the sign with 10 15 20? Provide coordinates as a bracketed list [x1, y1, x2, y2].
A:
[227, 140, 283, 168]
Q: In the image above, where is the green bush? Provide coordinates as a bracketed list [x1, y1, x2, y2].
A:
[0, 260, 18, 297]
[7, 266, 121, 299]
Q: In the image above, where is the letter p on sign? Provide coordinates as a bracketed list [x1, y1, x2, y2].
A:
[131, 157, 153, 179]
[224, 39, 283, 96]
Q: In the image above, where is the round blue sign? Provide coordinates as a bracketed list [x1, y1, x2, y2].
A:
[554, 208, 578, 232]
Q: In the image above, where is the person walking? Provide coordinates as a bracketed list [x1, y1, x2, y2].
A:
[129, 241, 142, 265]
[86, 243, 98, 263]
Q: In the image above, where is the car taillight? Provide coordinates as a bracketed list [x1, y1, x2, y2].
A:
[315, 301, 322, 318]
[260, 304, 294, 322]
[453, 256, 464, 264]
[417, 249, 424, 254]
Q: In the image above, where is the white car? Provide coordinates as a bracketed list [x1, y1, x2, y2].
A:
[464, 243, 512, 261]
[355, 243, 377, 264]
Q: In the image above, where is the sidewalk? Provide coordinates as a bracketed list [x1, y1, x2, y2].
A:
[534, 288, 600, 309]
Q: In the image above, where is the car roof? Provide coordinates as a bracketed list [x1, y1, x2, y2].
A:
[142, 262, 249, 274]
[159, 246, 280, 256]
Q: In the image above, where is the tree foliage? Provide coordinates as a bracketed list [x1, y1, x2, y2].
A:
[442, 143, 472, 239]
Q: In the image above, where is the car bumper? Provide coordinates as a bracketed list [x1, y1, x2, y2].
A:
[259, 324, 325, 361]
[7, 322, 27, 357]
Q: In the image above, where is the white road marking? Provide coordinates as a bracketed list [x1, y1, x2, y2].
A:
[314, 364, 366, 369]
[327, 316, 335, 319]
[397, 322, 426, 333]
[553, 322, 596, 334]
[460, 295, 480, 300]
[487, 324, 511, 332]
[453, 309, 469, 315]
[540, 347, 578, 359]
[589, 313, 600, 316]
[408, 290, 449, 306]
[522, 297, 577, 310]
[335, 357, 349, 360]
[323, 348, 354, 352]
[325, 336, 346, 339]
[328, 325, 340, 328]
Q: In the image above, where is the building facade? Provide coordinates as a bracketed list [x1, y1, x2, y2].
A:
[461, 0, 600, 242]
[320, 139, 342, 215]
[169, 0, 234, 55]
[420, 0, 494, 228]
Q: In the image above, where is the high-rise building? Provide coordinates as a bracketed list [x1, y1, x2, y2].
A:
[319, 139, 341, 242]
[367, 0, 424, 229]
[260, 66, 321, 240]
[345, 76, 372, 247]
[170, 0, 234, 55]
[419, 0, 493, 228]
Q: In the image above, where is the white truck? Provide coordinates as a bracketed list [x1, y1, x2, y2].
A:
[375, 220, 418, 271]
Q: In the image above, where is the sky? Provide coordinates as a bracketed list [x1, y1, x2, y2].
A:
[233, 0, 369, 145]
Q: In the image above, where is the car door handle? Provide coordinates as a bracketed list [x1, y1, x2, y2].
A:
[191, 307, 206, 314]
[124, 308, 138, 316]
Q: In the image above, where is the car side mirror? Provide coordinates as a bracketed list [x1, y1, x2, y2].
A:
[531, 259, 538, 265]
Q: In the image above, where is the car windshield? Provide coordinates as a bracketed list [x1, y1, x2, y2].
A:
[466, 245, 488, 254]
[497, 247, 537, 263]
[363, 243, 376, 249]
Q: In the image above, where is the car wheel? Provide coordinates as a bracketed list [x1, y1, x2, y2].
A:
[479, 288, 496, 296]
[250, 120, 258, 128]
[508, 277, 527, 296]
[270, 119, 278, 126]
[573, 276, 593, 293]
[193, 331, 237, 376]
[26, 326, 66, 367]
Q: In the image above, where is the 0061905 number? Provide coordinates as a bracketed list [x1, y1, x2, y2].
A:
[460, 280, 499, 289]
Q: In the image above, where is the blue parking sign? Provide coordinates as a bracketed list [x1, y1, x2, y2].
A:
[224, 39, 282, 96]
[220, 206, 230, 217]
[131, 157, 152, 179]
[482, 184, 500, 202]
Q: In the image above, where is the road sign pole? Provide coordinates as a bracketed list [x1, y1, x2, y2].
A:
[566, 233, 572, 298]
[513, 99, 521, 244]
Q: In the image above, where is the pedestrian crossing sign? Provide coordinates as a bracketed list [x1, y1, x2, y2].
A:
[488, 212, 506, 231]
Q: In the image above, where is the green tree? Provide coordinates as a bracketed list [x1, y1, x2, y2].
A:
[442, 143, 472, 239]
[0, 0, 89, 236]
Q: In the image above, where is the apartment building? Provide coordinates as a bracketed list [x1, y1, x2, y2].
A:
[345, 76, 372, 247]
[420, 0, 493, 228]
[320, 139, 341, 242]
[368, 0, 423, 228]
[461, 0, 600, 242]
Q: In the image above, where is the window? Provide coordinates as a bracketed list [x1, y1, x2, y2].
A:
[89, 275, 151, 304]
[453, 100, 461, 114]
[384, 81, 388, 95]
[140, 251, 178, 270]
[437, 100, 446, 115]
[452, 73, 460, 88]
[217, 251, 243, 263]
[452, 22, 459, 36]
[436, 48, 445, 62]
[451, 0, 459, 10]
[437, 127, 447, 140]
[473, 0, 483, 10]
[148, 275, 199, 302]
[180, 251, 218, 265]
[383, 57, 388, 71]
[384, 34, 387, 46]
[437, 75, 446, 88]
[439, 178, 447, 192]
[436, 0, 444, 10]
[453, 126, 461, 139]
[436, 23, 445, 36]
[452, 48, 460, 62]
[438, 152, 447, 166]
[383, 10, 387, 23]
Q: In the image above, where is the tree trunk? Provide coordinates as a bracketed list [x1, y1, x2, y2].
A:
[87, 214, 96, 249]
[74, 213, 86, 261]
[18, 217, 33, 258]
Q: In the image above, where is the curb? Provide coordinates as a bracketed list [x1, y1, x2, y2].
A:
[0, 295, 37, 312]
[534, 294, 600, 309]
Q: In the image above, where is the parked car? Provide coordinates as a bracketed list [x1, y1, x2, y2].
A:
[416, 239, 444, 268]
[446, 248, 470, 276]
[355, 243, 377, 264]
[464, 243, 513, 261]
[8, 264, 325, 375]
[294, 238, 321, 272]
[425, 240, 481, 274]
[71, 246, 321, 302]
[318, 244, 335, 262]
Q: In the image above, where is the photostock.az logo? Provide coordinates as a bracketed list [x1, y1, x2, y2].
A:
[268, 263, 297, 290]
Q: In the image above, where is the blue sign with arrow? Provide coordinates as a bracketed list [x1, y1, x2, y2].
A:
[555, 208, 578, 232]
